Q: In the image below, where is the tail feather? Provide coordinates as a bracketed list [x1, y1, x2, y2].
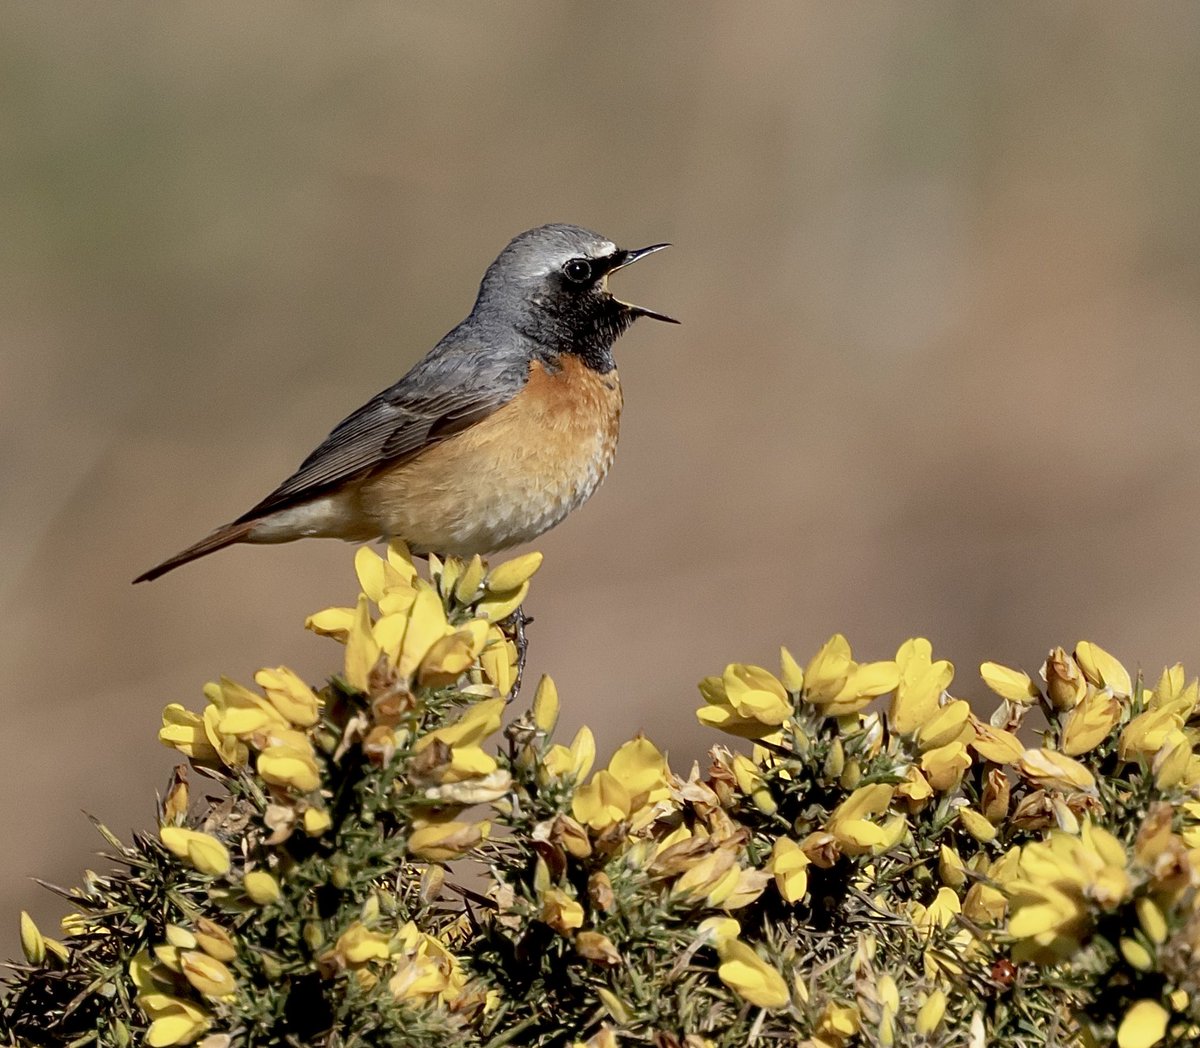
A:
[133, 520, 258, 583]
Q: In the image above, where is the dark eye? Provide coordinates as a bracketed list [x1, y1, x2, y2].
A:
[562, 257, 593, 284]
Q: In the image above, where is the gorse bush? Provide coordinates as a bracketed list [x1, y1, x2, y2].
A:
[3, 545, 1200, 1047]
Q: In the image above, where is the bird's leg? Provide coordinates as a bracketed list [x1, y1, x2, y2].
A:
[505, 605, 531, 703]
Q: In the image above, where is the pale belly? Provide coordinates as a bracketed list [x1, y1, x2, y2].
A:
[248, 358, 623, 555]
[357, 359, 622, 555]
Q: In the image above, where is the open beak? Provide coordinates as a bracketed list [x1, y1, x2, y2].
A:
[607, 243, 679, 324]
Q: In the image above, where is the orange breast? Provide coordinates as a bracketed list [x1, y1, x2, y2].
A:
[357, 356, 623, 555]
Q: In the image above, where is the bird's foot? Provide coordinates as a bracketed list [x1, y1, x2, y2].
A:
[505, 605, 531, 703]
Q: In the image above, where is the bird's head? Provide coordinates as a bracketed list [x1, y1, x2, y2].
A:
[474, 224, 677, 372]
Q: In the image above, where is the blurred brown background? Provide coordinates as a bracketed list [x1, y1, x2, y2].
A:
[3, 4, 1199, 960]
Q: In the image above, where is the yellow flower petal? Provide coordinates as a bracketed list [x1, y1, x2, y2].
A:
[980, 662, 1040, 704]
[477, 581, 530, 622]
[180, 950, 235, 998]
[1018, 748, 1096, 793]
[257, 743, 321, 793]
[304, 605, 356, 642]
[159, 828, 231, 877]
[396, 583, 450, 679]
[917, 699, 972, 750]
[255, 667, 321, 727]
[1075, 641, 1132, 699]
[716, 939, 790, 1010]
[532, 675, 559, 734]
[243, 871, 281, 905]
[344, 594, 380, 692]
[485, 551, 543, 593]
[1117, 1000, 1169, 1048]
[1061, 691, 1122, 756]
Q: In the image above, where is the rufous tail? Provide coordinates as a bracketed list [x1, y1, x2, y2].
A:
[133, 520, 258, 583]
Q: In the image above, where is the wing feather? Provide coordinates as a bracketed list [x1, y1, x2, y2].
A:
[234, 342, 522, 523]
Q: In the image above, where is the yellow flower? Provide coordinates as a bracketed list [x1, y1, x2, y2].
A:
[891, 638, 953, 734]
[1017, 748, 1095, 794]
[982, 768, 1012, 822]
[967, 851, 1017, 925]
[159, 828, 231, 877]
[407, 818, 487, 861]
[1120, 707, 1181, 762]
[958, 807, 997, 843]
[540, 888, 585, 935]
[813, 1001, 861, 1045]
[1117, 1000, 1169, 1048]
[1149, 664, 1199, 717]
[1061, 691, 1122, 756]
[779, 646, 805, 691]
[673, 850, 739, 907]
[485, 551, 543, 592]
[1041, 647, 1088, 710]
[257, 739, 321, 793]
[894, 766, 934, 809]
[477, 580, 530, 622]
[304, 604, 356, 642]
[824, 660, 900, 717]
[910, 886, 960, 936]
[1153, 730, 1192, 789]
[980, 661, 1040, 704]
[532, 674, 559, 734]
[804, 634, 854, 700]
[826, 784, 900, 855]
[798, 635, 901, 717]
[452, 554, 486, 604]
[354, 544, 415, 603]
[1120, 937, 1155, 972]
[143, 998, 212, 1047]
[303, 807, 333, 837]
[920, 741, 971, 792]
[916, 990, 947, 1035]
[970, 722, 1025, 765]
[697, 664, 791, 738]
[769, 837, 811, 903]
[243, 870, 281, 905]
[254, 667, 321, 727]
[916, 699, 972, 751]
[159, 706, 219, 762]
[415, 699, 505, 782]
[715, 938, 790, 1010]
[1006, 822, 1130, 962]
[389, 922, 466, 1004]
[1136, 897, 1168, 945]
[608, 736, 671, 804]
[180, 950, 235, 998]
[1075, 641, 1132, 699]
[939, 845, 966, 889]
[721, 868, 771, 910]
[730, 754, 776, 814]
[396, 582, 453, 679]
[479, 625, 518, 695]
[543, 725, 596, 782]
[330, 921, 391, 967]
[19, 912, 44, 965]
[193, 919, 236, 962]
[573, 770, 631, 831]
[344, 594, 381, 693]
[201, 705, 248, 768]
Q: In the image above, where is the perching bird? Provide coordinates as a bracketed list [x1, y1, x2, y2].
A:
[134, 224, 676, 583]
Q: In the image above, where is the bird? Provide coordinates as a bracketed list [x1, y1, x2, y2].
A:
[134, 224, 676, 584]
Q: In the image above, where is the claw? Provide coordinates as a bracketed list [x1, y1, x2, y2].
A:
[505, 605, 531, 703]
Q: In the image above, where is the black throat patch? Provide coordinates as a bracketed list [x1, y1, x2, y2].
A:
[520, 292, 635, 375]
